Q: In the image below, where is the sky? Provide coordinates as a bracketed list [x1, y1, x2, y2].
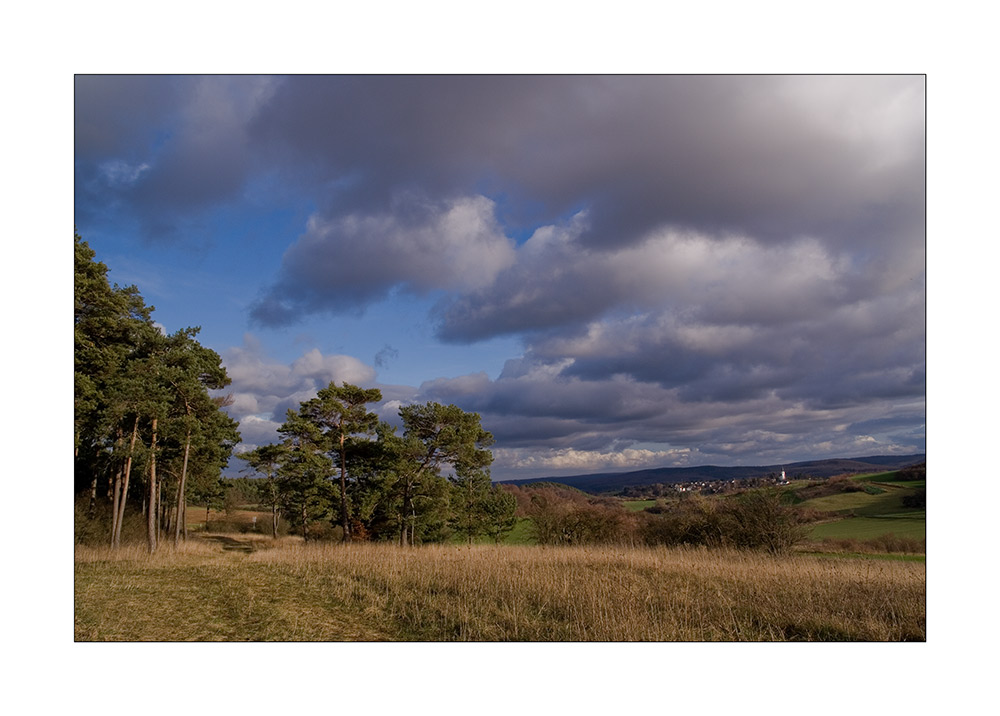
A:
[74, 74, 926, 480]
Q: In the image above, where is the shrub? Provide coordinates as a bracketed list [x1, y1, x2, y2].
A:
[638, 490, 806, 552]
[75, 498, 109, 545]
[524, 488, 637, 545]
[75, 498, 147, 545]
[821, 534, 925, 554]
[901, 490, 926, 509]
[305, 521, 344, 542]
[718, 491, 807, 553]
[896, 463, 926, 481]
[866, 533, 925, 554]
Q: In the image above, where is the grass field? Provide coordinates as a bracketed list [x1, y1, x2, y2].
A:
[795, 472, 925, 543]
[622, 499, 656, 511]
[75, 535, 925, 642]
[801, 489, 915, 515]
[809, 515, 926, 541]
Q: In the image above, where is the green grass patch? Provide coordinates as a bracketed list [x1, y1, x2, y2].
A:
[501, 518, 537, 545]
[804, 551, 925, 563]
[850, 470, 900, 482]
[622, 500, 656, 512]
[809, 516, 925, 541]
[799, 487, 920, 516]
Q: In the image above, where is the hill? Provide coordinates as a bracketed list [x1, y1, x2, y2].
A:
[499, 454, 925, 494]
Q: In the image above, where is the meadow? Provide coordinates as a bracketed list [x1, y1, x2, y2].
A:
[796, 470, 926, 543]
[75, 536, 925, 642]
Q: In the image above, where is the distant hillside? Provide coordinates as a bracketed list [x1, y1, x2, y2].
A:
[499, 454, 926, 494]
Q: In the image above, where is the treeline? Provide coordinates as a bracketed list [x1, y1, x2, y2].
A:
[238, 386, 516, 546]
[74, 233, 240, 551]
[506, 483, 808, 552]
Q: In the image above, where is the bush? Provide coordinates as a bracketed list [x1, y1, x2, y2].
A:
[637, 490, 806, 552]
[896, 463, 926, 481]
[719, 491, 807, 553]
[75, 498, 109, 545]
[75, 497, 146, 545]
[821, 534, 925, 554]
[525, 488, 637, 545]
[304, 521, 344, 542]
[901, 490, 926, 509]
[866, 533, 925, 554]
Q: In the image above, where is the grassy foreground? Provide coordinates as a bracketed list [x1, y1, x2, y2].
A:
[75, 536, 925, 641]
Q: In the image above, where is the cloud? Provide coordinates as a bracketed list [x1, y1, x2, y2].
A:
[436, 219, 885, 343]
[250, 195, 516, 326]
[494, 446, 693, 475]
[99, 159, 151, 187]
[78, 74, 922, 265]
[374, 344, 399, 369]
[75, 75, 280, 241]
[413, 346, 924, 478]
[245, 75, 922, 250]
[219, 335, 423, 455]
[221, 334, 377, 431]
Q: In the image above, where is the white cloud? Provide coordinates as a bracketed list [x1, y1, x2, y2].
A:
[99, 159, 151, 186]
[440, 220, 862, 341]
[254, 195, 517, 324]
[495, 446, 692, 473]
[220, 336, 379, 447]
[291, 348, 376, 387]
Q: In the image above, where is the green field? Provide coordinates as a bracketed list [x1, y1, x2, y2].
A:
[801, 489, 916, 516]
[500, 517, 535, 544]
[797, 472, 925, 544]
[622, 499, 656, 512]
[809, 515, 925, 541]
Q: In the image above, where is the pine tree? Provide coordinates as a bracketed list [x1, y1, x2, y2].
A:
[299, 383, 382, 542]
[238, 443, 287, 538]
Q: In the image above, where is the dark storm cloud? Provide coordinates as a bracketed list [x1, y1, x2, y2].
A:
[242, 75, 921, 327]
[75, 75, 925, 475]
[76, 74, 923, 305]
[75, 76, 279, 240]
[75, 75, 184, 161]
[415, 353, 924, 478]
[248, 75, 922, 246]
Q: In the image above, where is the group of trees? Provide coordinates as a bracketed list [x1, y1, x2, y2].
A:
[75, 233, 240, 551]
[240, 387, 516, 545]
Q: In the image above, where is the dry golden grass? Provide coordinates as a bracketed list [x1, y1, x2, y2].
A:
[75, 538, 924, 641]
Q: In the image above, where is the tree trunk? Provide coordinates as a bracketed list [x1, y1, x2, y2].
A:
[147, 417, 158, 553]
[110, 467, 123, 548]
[400, 481, 411, 547]
[88, 474, 98, 520]
[174, 425, 192, 547]
[158, 481, 166, 539]
[339, 435, 351, 542]
[113, 417, 140, 549]
[301, 502, 309, 541]
[272, 502, 278, 539]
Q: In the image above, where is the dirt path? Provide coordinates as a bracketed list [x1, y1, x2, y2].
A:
[200, 534, 256, 553]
